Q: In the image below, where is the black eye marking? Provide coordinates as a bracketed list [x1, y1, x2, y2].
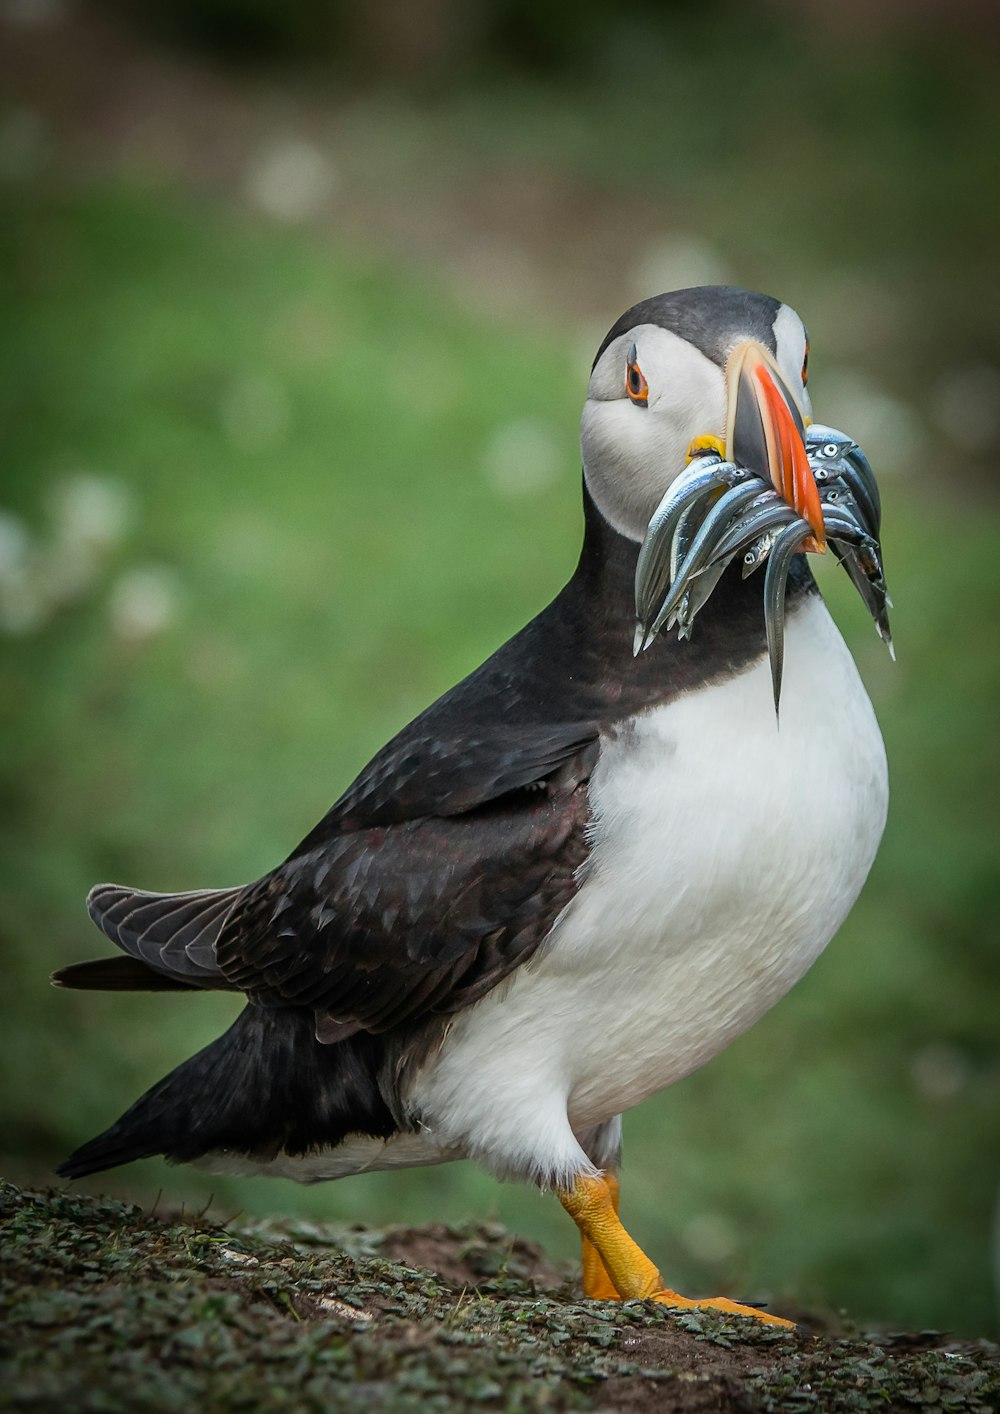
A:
[626, 341, 649, 407]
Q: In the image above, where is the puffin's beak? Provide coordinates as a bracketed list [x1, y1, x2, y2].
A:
[725, 341, 826, 552]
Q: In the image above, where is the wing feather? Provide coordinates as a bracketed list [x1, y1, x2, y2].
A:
[216, 752, 593, 1036]
[86, 883, 240, 986]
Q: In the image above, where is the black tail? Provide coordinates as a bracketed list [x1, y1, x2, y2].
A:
[52, 956, 199, 992]
[57, 1005, 397, 1179]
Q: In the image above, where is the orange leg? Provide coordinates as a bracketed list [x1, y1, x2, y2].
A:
[560, 1173, 794, 1329]
[581, 1172, 622, 1299]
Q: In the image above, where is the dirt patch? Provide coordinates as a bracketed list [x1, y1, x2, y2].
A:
[380, 1218, 567, 1290]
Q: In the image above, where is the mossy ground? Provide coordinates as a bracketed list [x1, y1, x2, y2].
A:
[2, 1183, 997, 1413]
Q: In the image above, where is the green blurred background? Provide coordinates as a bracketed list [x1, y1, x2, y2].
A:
[1, 0, 998, 1338]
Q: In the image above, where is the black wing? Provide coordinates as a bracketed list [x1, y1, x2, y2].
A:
[209, 567, 610, 1038]
[75, 539, 649, 1031]
[215, 738, 595, 1038]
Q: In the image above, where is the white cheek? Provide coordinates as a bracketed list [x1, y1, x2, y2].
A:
[582, 327, 724, 540]
[580, 399, 672, 539]
[649, 355, 726, 444]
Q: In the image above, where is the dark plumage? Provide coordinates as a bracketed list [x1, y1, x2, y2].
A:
[593, 287, 783, 369]
[57, 1007, 395, 1179]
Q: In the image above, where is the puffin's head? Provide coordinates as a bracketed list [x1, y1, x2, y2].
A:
[582, 285, 817, 543]
[582, 285, 892, 711]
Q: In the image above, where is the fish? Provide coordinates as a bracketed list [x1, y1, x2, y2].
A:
[763, 517, 813, 718]
[647, 480, 767, 638]
[633, 456, 751, 634]
[633, 421, 893, 714]
[741, 527, 783, 577]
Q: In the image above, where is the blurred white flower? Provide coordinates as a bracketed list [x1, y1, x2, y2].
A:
[49, 474, 132, 553]
[910, 1042, 969, 1102]
[1, 478, 138, 633]
[108, 566, 180, 644]
[244, 138, 337, 224]
[37, 475, 135, 607]
[632, 235, 732, 301]
[220, 372, 292, 455]
[681, 1211, 739, 1265]
[929, 365, 1000, 455]
[483, 418, 562, 497]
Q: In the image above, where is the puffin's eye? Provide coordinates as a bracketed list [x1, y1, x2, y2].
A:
[801, 340, 810, 386]
[625, 343, 649, 407]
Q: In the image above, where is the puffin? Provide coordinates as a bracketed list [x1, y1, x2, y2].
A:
[53, 286, 890, 1328]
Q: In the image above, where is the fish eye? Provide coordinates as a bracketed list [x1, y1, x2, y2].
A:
[625, 343, 649, 407]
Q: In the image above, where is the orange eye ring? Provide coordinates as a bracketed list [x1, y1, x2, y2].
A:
[801, 339, 810, 386]
[626, 342, 649, 407]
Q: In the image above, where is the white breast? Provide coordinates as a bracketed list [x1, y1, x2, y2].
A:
[409, 594, 888, 1187]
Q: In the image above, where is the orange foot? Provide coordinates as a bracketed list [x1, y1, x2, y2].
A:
[652, 1289, 795, 1329]
[561, 1174, 795, 1330]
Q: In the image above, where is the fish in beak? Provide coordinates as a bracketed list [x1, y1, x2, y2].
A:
[633, 353, 892, 719]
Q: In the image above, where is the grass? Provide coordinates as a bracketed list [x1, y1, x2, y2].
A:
[0, 174, 998, 1340]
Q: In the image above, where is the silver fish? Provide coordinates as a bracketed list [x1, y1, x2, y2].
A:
[806, 423, 881, 534]
[707, 493, 796, 567]
[633, 456, 749, 632]
[741, 526, 784, 577]
[830, 540, 894, 657]
[763, 516, 812, 718]
[670, 499, 709, 589]
[676, 559, 731, 635]
[845, 443, 882, 534]
[647, 479, 766, 639]
[805, 423, 856, 483]
[632, 422, 893, 712]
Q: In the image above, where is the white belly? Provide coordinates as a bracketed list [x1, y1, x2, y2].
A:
[409, 595, 888, 1186]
